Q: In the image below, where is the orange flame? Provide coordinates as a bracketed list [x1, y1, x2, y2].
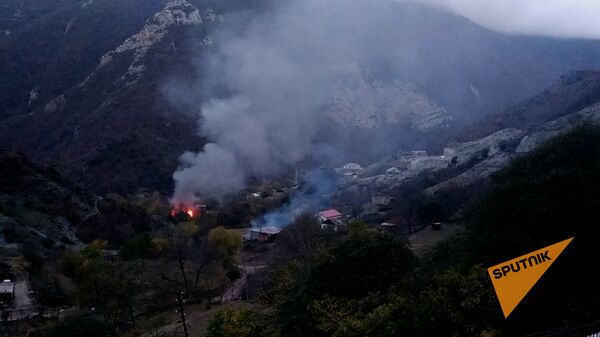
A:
[186, 209, 195, 218]
[170, 206, 199, 218]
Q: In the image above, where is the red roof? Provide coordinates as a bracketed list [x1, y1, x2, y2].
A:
[319, 209, 342, 219]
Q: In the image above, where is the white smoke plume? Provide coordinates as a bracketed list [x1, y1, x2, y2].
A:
[168, 0, 600, 206]
[250, 169, 337, 229]
[170, 0, 418, 205]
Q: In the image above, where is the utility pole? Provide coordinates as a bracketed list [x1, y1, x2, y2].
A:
[176, 292, 189, 337]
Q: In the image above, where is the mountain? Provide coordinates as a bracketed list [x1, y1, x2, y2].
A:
[0, 147, 163, 256]
[0, 147, 94, 254]
[340, 71, 600, 221]
[0, 0, 211, 194]
[460, 70, 600, 140]
[2, 1, 600, 194]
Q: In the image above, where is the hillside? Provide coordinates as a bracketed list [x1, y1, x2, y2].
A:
[460, 70, 600, 141]
[2, 1, 600, 195]
[0, 148, 159, 255]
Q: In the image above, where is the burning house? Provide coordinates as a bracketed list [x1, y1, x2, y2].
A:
[170, 204, 206, 218]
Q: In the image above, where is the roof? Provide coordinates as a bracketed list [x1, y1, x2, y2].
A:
[343, 163, 363, 170]
[386, 167, 401, 174]
[0, 281, 14, 294]
[319, 209, 342, 219]
[250, 226, 281, 235]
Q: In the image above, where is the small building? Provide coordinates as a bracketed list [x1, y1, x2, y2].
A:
[342, 163, 363, 171]
[249, 226, 281, 242]
[317, 209, 345, 231]
[336, 163, 365, 177]
[379, 222, 399, 234]
[379, 218, 411, 235]
[386, 167, 402, 175]
[411, 150, 428, 157]
[0, 279, 14, 303]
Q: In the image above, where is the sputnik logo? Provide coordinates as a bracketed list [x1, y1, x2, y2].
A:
[487, 237, 574, 318]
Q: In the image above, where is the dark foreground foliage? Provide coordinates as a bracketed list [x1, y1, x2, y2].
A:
[207, 125, 600, 337]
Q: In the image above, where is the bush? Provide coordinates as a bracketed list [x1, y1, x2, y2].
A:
[30, 314, 108, 337]
[119, 233, 156, 260]
[206, 308, 276, 337]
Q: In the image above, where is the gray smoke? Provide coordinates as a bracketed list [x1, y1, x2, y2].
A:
[168, 0, 600, 206]
[170, 0, 424, 205]
[251, 170, 336, 229]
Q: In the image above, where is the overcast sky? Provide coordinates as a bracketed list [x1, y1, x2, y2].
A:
[419, 0, 600, 40]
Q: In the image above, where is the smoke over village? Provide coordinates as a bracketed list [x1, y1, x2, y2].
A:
[1, 0, 600, 336]
[167, 0, 475, 205]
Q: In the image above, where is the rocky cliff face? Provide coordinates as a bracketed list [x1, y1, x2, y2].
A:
[0, 0, 218, 194]
[425, 101, 600, 195]
[461, 70, 600, 141]
[327, 80, 452, 132]
[3, 2, 600, 195]
[337, 91, 600, 200]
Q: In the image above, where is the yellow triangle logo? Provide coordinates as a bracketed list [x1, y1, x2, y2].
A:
[487, 237, 573, 318]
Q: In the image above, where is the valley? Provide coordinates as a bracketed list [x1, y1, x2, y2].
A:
[1, 1, 600, 336]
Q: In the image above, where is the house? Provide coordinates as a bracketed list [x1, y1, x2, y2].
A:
[379, 222, 399, 234]
[318, 209, 345, 231]
[336, 163, 365, 176]
[342, 163, 363, 171]
[249, 226, 281, 242]
[379, 218, 410, 235]
[0, 279, 14, 303]
[386, 167, 402, 175]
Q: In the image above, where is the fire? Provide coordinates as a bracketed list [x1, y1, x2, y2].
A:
[170, 205, 199, 218]
[186, 208, 195, 218]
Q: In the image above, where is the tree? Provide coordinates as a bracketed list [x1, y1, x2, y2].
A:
[29, 314, 108, 337]
[119, 233, 157, 260]
[460, 125, 600, 333]
[264, 231, 416, 335]
[208, 226, 243, 270]
[63, 248, 143, 337]
[31, 275, 69, 319]
[206, 308, 276, 337]
[273, 213, 322, 272]
[156, 222, 241, 300]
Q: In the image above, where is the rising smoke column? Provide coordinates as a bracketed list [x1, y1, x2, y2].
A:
[168, 0, 439, 205]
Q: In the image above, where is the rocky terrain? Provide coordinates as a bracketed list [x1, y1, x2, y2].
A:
[3, 1, 600, 195]
[332, 75, 600, 218]
[0, 0, 215, 194]
[0, 148, 160, 256]
[461, 70, 600, 141]
[327, 80, 452, 132]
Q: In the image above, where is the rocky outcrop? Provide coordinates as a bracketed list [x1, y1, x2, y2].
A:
[426, 102, 600, 194]
[516, 102, 600, 152]
[0, 0, 215, 194]
[327, 80, 452, 132]
[85, 0, 207, 86]
[444, 128, 524, 165]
